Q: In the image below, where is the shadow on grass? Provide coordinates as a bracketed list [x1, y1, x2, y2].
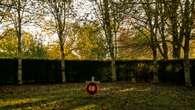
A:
[0, 83, 195, 110]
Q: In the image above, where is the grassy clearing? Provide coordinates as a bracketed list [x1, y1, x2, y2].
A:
[0, 83, 195, 110]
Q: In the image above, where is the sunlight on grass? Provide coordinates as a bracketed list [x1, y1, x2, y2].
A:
[73, 104, 96, 110]
[101, 87, 112, 91]
[119, 88, 135, 92]
[119, 87, 151, 93]
[0, 97, 43, 107]
[137, 87, 151, 92]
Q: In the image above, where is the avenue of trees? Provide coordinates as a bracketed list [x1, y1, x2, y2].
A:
[0, 0, 195, 86]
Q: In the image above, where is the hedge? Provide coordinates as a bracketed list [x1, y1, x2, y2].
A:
[0, 59, 195, 85]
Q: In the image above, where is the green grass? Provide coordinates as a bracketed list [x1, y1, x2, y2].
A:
[0, 83, 195, 110]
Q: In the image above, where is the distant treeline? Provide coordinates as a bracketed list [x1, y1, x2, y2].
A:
[0, 59, 195, 85]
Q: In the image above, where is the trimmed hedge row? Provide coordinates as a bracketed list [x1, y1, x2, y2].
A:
[0, 59, 195, 85]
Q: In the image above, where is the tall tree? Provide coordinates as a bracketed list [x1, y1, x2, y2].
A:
[42, 0, 72, 83]
[129, 0, 170, 60]
[109, 0, 133, 58]
[182, 0, 194, 87]
[91, 0, 133, 81]
[140, 0, 160, 83]
[164, 0, 194, 86]
[92, 0, 116, 81]
[140, 0, 195, 86]
[1, 0, 45, 84]
[165, 0, 181, 59]
[158, 0, 169, 59]
[3, 0, 29, 84]
[16, 0, 23, 84]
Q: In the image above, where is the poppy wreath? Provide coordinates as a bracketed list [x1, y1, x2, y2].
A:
[86, 82, 99, 95]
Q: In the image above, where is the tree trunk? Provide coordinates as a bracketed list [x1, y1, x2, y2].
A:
[184, 36, 192, 87]
[60, 39, 66, 83]
[153, 2, 159, 83]
[17, 20, 22, 85]
[168, 0, 181, 59]
[159, 3, 168, 60]
[131, 72, 136, 83]
[111, 57, 117, 81]
[103, 0, 117, 81]
[17, 58, 22, 84]
[110, 41, 117, 81]
[61, 56, 66, 83]
[172, 24, 181, 59]
[17, 25, 22, 85]
[152, 48, 159, 83]
[17, 0, 22, 85]
[183, 0, 193, 87]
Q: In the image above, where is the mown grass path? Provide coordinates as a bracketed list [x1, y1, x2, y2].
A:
[0, 83, 195, 110]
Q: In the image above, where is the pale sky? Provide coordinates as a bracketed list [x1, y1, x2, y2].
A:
[73, 0, 96, 21]
[0, 0, 95, 45]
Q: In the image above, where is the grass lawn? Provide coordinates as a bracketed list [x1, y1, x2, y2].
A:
[0, 82, 195, 110]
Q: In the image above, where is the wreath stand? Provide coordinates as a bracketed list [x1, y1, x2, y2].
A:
[85, 76, 100, 95]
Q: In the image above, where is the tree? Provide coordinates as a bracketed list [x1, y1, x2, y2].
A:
[117, 28, 152, 59]
[1, 0, 41, 84]
[139, 1, 169, 60]
[163, 0, 181, 59]
[7, 0, 28, 85]
[0, 1, 12, 23]
[109, 0, 133, 58]
[157, 0, 169, 59]
[139, 0, 194, 86]
[163, 0, 194, 86]
[41, 0, 73, 83]
[91, 0, 132, 81]
[75, 22, 107, 60]
[182, 0, 194, 87]
[139, 0, 160, 83]
[22, 34, 48, 59]
[0, 28, 47, 58]
[92, 0, 117, 81]
[0, 28, 17, 57]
